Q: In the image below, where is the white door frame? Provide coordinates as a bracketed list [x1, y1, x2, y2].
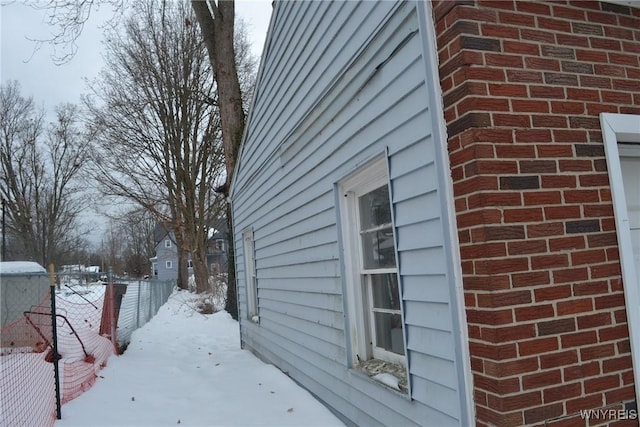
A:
[601, 113, 640, 403]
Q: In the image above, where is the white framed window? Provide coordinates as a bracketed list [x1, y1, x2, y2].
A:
[166, 260, 173, 269]
[165, 239, 172, 248]
[187, 259, 193, 269]
[243, 229, 258, 321]
[601, 113, 640, 403]
[215, 239, 225, 251]
[339, 156, 406, 367]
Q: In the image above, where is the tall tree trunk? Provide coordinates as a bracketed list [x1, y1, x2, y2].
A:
[192, 245, 210, 294]
[177, 248, 189, 290]
[192, 0, 244, 320]
[174, 228, 189, 290]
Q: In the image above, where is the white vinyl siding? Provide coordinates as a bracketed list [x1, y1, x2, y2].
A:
[231, 1, 469, 425]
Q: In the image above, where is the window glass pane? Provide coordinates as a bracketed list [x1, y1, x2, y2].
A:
[359, 186, 391, 230]
[371, 273, 400, 310]
[361, 228, 396, 269]
[374, 312, 405, 355]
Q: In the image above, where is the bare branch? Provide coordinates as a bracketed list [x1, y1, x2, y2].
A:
[0, 81, 90, 264]
[85, 0, 229, 291]
[24, 0, 125, 64]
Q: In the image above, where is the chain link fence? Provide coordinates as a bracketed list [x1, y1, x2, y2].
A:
[114, 279, 175, 351]
[0, 263, 175, 427]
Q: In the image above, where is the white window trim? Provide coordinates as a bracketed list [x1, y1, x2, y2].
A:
[601, 112, 640, 404]
[166, 260, 172, 269]
[165, 239, 172, 248]
[339, 155, 407, 367]
[243, 229, 259, 322]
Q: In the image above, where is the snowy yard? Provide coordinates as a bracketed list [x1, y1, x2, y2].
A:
[55, 290, 344, 426]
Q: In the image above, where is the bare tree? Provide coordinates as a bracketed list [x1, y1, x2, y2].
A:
[100, 219, 125, 275]
[85, 0, 226, 292]
[192, 0, 249, 319]
[23, 0, 257, 317]
[0, 81, 90, 265]
[120, 208, 156, 278]
[25, 0, 125, 65]
[44, 103, 93, 264]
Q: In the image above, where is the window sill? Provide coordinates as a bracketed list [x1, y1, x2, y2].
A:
[355, 358, 408, 395]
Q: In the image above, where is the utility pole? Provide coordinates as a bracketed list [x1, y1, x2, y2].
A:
[42, 216, 46, 267]
[2, 198, 6, 261]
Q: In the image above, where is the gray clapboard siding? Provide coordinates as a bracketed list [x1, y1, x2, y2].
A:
[401, 275, 452, 303]
[404, 300, 453, 332]
[392, 165, 440, 202]
[258, 298, 343, 329]
[256, 228, 338, 261]
[238, 1, 397, 180]
[400, 247, 448, 275]
[257, 261, 339, 280]
[260, 316, 345, 362]
[232, 1, 469, 425]
[347, 373, 458, 427]
[247, 336, 402, 427]
[234, 40, 427, 216]
[396, 218, 445, 251]
[409, 352, 459, 390]
[411, 376, 460, 418]
[407, 327, 455, 360]
[263, 309, 344, 346]
[254, 211, 337, 250]
[254, 324, 451, 427]
[258, 242, 339, 269]
[259, 288, 344, 313]
[393, 191, 442, 227]
[234, 4, 419, 199]
[256, 276, 343, 294]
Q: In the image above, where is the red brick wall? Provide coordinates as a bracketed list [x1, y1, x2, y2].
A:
[433, 1, 640, 425]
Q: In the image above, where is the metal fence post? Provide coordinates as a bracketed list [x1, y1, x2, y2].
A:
[108, 267, 117, 352]
[49, 264, 62, 420]
[136, 280, 141, 328]
[148, 281, 152, 320]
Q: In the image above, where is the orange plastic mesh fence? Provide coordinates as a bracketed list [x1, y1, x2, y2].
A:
[0, 280, 57, 427]
[1, 280, 115, 426]
[1, 275, 175, 425]
[55, 284, 114, 404]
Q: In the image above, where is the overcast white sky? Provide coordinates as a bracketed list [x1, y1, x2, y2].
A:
[0, 1, 272, 114]
[0, 1, 272, 245]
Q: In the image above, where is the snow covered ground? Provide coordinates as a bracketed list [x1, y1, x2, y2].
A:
[55, 290, 345, 426]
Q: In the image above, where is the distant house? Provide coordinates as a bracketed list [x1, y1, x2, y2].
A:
[230, 1, 639, 426]
[207, 223, 229, 276]
[151, 224, 179, 282]
[150, 221, 228, 282]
